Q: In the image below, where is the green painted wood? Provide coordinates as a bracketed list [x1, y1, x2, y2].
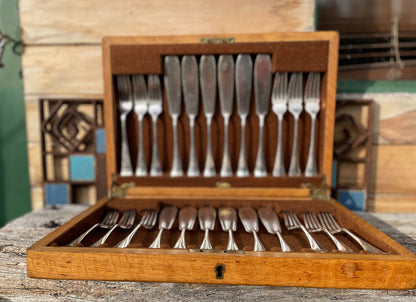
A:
[337, 80, 416, 94]
[0, 0, 31, 227]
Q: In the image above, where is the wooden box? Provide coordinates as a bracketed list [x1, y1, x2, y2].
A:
[27, 32, 416, 289]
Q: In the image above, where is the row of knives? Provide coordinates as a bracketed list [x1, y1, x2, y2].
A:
[117, 54, 322, 178]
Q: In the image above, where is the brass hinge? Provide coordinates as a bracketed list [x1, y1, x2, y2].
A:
[301, 175, 330, 201]
[200, 37, 235, 44]
[108, 174, 136, 198]
[215, 181, 232, 188]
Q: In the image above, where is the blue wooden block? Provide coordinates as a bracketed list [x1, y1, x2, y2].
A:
[70, 155, 95, 181]
[95, 129, 106, 153]
[331, 160, 338, 189]
[45, 183, 70, 205]
[338, 190, 366, 211]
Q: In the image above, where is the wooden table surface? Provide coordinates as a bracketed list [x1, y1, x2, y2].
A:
[1, 205, 416, 301]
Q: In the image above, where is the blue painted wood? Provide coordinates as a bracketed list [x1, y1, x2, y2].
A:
[45, 183, 70, 205]
[337, 190, 366, 211]
[70, 155, 95, 181]
[95, 128, 106, 153]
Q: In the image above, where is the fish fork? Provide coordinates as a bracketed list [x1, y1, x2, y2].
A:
[304, 73, 320, 177]
[117, 75, 134, 176]
[148, 75, 163, 176]
[271, 72, 288, 177]
[132, 75, 148, 176]
[174, 206, 197, 249]
[149, 206, 178, 249]
[288, 73, 303, 177]
[199, 205, 217, 250]
[68, 210, 119, 246]
[303, 212, 353, 252]
[218, 207, 239, 251]
[283, 210, 327, 253]
[115, 209, 157, 248]
[91, 209, 136, 247]
[319, 212, 385, 254]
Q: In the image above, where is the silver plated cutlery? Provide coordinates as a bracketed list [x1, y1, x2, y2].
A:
[149, 206, 178, 248]
[235, 54, 253, 177]
[164, 56, 183, 177]
[200, 55, 217, 177]
[117, 75, 134, 177]
[258, 207, 292, 252]
[271, 72, 288, 177]
[253, 54, 272, 177]
[182, 55, 200, 177]
[218, 206, 239, 251]
[174, 206, 197, 249]
[91, 209, 136, 247]
[238, 207, 266, 251]
[199, 205, 217, 250]
[132, 75, 148, 176]
[115, 209, 157, 248]
[148, 75, 163, 176]
[218, 55, 234, 177]
[288, 72, 303, 177]
[304, 72, 320, 177]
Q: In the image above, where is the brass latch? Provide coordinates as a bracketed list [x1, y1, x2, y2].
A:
[302, 175, 330, 201]
[200, 37, 235, 44]
[215, 181, 232, 188]
[108, 174, 135, 198]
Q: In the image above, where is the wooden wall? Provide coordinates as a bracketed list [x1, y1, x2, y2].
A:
[19, 0, 316, 210]
[19, 0, 416, 212]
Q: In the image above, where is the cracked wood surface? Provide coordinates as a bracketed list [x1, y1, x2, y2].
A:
[1, 205, 416, 301]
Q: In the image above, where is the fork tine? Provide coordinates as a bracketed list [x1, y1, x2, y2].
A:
[305, 73, 313, 99]
[312, 72, 320, 100]
[302, 212, 312, 230]
[132, 75, 147, 100]
[281, 72, 288, 100]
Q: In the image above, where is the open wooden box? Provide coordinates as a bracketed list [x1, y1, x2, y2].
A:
[27, 32, 416, 289]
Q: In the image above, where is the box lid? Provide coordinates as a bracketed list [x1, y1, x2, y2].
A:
[102, 32, 339, 194]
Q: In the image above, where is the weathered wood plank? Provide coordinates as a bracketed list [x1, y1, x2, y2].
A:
[22, 46, 103, 95]
[339, 145, 416, 195]
[18, 0, 315, 44]
[337, 93, 416, 144]
[368, 194, 416, 212]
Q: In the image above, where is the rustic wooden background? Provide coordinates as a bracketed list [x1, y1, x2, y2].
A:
[19, 0, 416, 212]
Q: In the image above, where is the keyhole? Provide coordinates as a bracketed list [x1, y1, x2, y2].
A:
[214, 263, 225, 279]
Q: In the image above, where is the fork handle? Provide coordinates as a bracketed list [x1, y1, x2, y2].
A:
[305, 113, 317, 177]
[170, 117, 183, 177]
[135, 116, 147, 176]
[149, 228, 164, 249]
[115, 222, 143, 248]
[150, 115, 162, 176]
[323, 229, 353, 253]
[252, 231, 266, 252]
[289, 114, 301, 176]
[68, 223, 99, 246]
[226, 229, 239, 251]
[120, 113, 133, 176]
[272, 114, 286, 176]
[200, 228, 213, 250]
[299, 225, 327, 253]
[91, 224, 119, 247]
[174, 228, 187, 249]
[203, 115, 216, 177]
[342, 228, 385, 254]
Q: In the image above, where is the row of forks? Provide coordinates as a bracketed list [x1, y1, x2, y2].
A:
[69, 207, 383, 254]
[116, 56, 321, 178]
[117, 75, 163, 177]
